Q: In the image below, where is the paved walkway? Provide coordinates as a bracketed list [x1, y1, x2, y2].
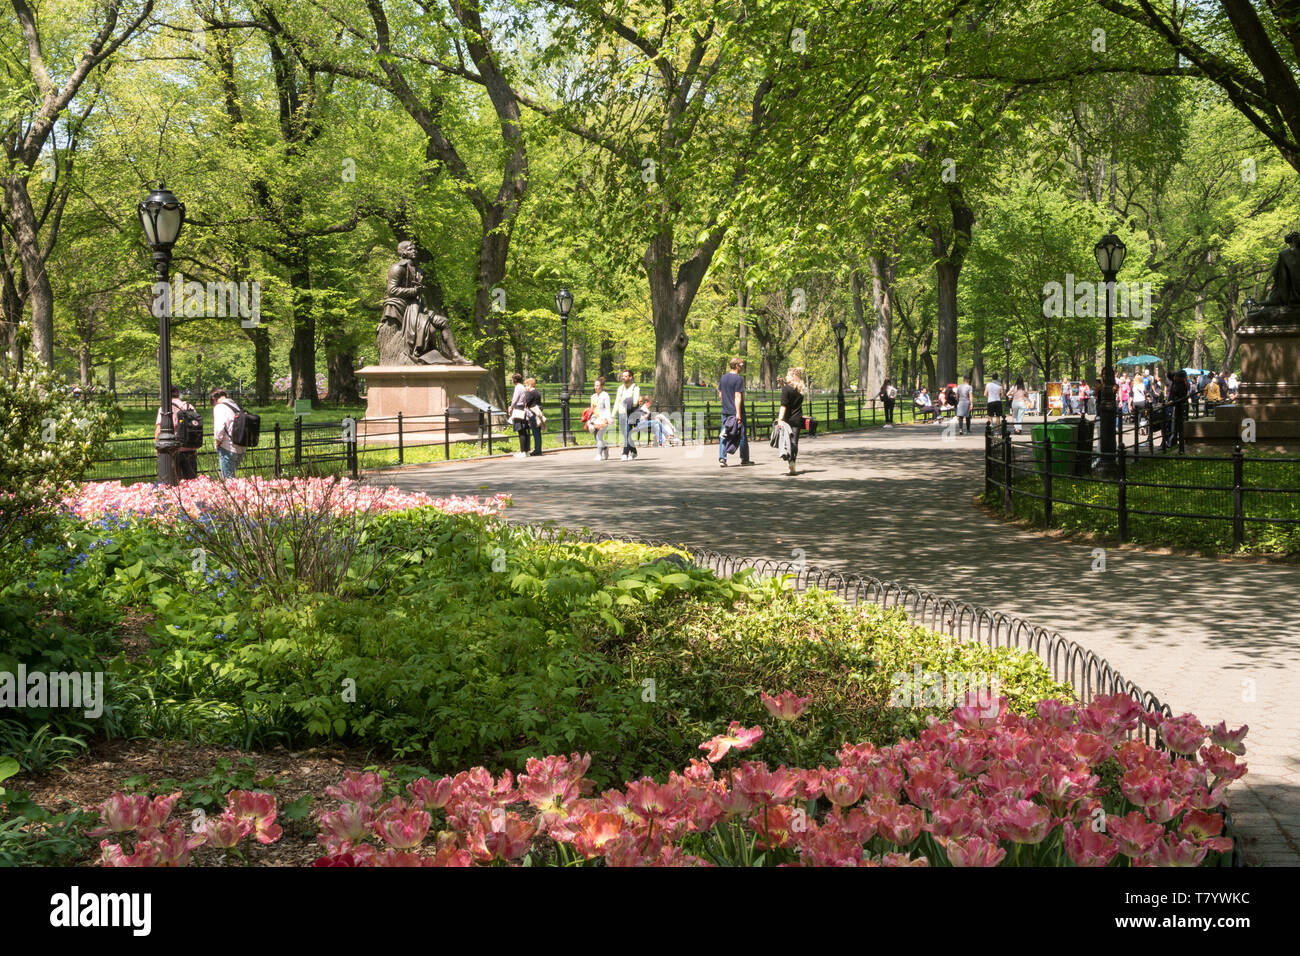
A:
[389, 422, 1300, 865]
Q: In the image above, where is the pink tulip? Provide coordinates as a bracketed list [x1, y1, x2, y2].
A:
[821, 769, 866, 808]
[698, 722, 763, 763]
[374, 799, 431, 849]
[943, 835, 1006, 867]
[1062, 822, 1117, 866]
[1106, 811, 1165, 857]
[318, 802, 374, 850]
[1180, 810, 1225, 842]
[1156, 714, 1208, 755]
[1208, 721, 1248, 756]
[1144, 835, 1208, 867]
[100, 839, 161, 867]
[1120, 766, 1173, 807]
[407, 776, 455, 810]
[993, 799, 1052, 844]
[325, 770, 384, 807]
[1035, 699, 1077, 728]
[873, 800, 926, 846]
[202, 811, 251, 849]
[760, 690, 809, 722]
[89, 793, 150, 836]
[226, 790, 282, 844]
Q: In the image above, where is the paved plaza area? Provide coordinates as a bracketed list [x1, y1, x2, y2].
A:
[389, 421, 1300, 865]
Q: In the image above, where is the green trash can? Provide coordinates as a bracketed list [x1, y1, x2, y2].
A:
[1031, 422, 1077, 476]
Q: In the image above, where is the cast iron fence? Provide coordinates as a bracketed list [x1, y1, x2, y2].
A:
[86, 391, 990, 484]
[984, 399, 1300, 549]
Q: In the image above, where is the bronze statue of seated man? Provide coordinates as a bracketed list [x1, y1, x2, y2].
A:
[378, 240, 472, 365]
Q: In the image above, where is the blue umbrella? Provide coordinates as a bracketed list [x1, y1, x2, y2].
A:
[1117, 354, 1161, 366]
[1183, 367, 1211, 376]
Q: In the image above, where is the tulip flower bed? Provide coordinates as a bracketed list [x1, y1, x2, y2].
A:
[87, 693, 1245, 866]
[61, 475, 510, 522]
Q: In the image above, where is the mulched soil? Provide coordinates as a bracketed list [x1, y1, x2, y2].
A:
[13, 738, 398, 867]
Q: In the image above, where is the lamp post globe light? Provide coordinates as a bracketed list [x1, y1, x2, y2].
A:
[554, 287, 574, 446]
[138, 182, 186, 485]
[1003, 334, 1012, 388]
[833, 318, 847, 423]
[1092, 233, 1127, 476]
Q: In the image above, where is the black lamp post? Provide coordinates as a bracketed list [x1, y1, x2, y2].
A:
[833, 318, 847, 423]
[138, 182, 186, 485]
[1003, 335, 1012, 388]
[555, 287, 574, 446]
[1092, 233, 1127, 476]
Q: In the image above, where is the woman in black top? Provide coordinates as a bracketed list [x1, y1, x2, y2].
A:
[779, 366, 807, 476]
[524, 377, 544, 456]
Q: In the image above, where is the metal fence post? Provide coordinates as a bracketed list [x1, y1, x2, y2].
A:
[1118, 434, 1129, 543]
[488, 413, 493, 456]
[397, 411, 404, 465]
[274, 422, 282, 477]
[1232, 443, 1245, 549]
[1043, 430, 1053, 527]
[1002, 422, 1013, 511]
[444, 410, 451, 460]
[294, 415, 302, 467]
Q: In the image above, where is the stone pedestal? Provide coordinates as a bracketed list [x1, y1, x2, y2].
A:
[1187, 312, 1300, 451]
[355, 364, 490, 444]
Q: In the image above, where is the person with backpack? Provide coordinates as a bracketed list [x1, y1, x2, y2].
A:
[211, 388, 247, 479]
[156, 385, 201, 480]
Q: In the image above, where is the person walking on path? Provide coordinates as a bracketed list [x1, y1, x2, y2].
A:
[508, 372, 532, 458]
[776, 366, 807, 475]
[1164, 370, 1189, 453]
[587, 376, 613, 460]
[984, 374, 1004, 427]
[1131, 374, 1147, 433]
[879, 379, 896, 426]
[523, 377, 544, 456]
[614, 369, 640, 461]
[156, 385, 200, 480]
[210, 389, 246, 480]
[1009, 378, 1028, 435]
[955, 376, 973, 435]
[718, 356, 751, 466]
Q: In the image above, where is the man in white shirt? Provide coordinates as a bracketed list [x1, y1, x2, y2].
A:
[984, 374, 1004, 425]
[612, 369, 640, 460]
[210, 388, 246, 479]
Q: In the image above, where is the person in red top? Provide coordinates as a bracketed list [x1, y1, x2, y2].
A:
[155, 385, 199, 479]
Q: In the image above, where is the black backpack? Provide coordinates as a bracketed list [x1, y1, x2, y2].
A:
[175, 404, 203, 448]
[223, 400, 261, 448]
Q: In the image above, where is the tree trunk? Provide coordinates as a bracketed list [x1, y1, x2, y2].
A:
[569, 337, 586, 393]
[645, 231, 687, 414]
[79, 340, 91, 386]
[2, 178, 53, 366]
[928, 188, 974, 388]
[243, 323, 272, 404]
[864, 258, 893, 398]
[599, 336, 613, 379]
[287, 254, 319, 405]
[971, 328, 984, 389]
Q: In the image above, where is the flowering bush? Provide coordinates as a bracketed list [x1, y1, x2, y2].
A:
[62, 476, 509, 522]
[0, 364, 119, 558]
[93, 789, 281, 866]
[301, 693, 1244, 867]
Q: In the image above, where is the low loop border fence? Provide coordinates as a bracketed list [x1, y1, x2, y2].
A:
[514, 522, 1173, 743]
